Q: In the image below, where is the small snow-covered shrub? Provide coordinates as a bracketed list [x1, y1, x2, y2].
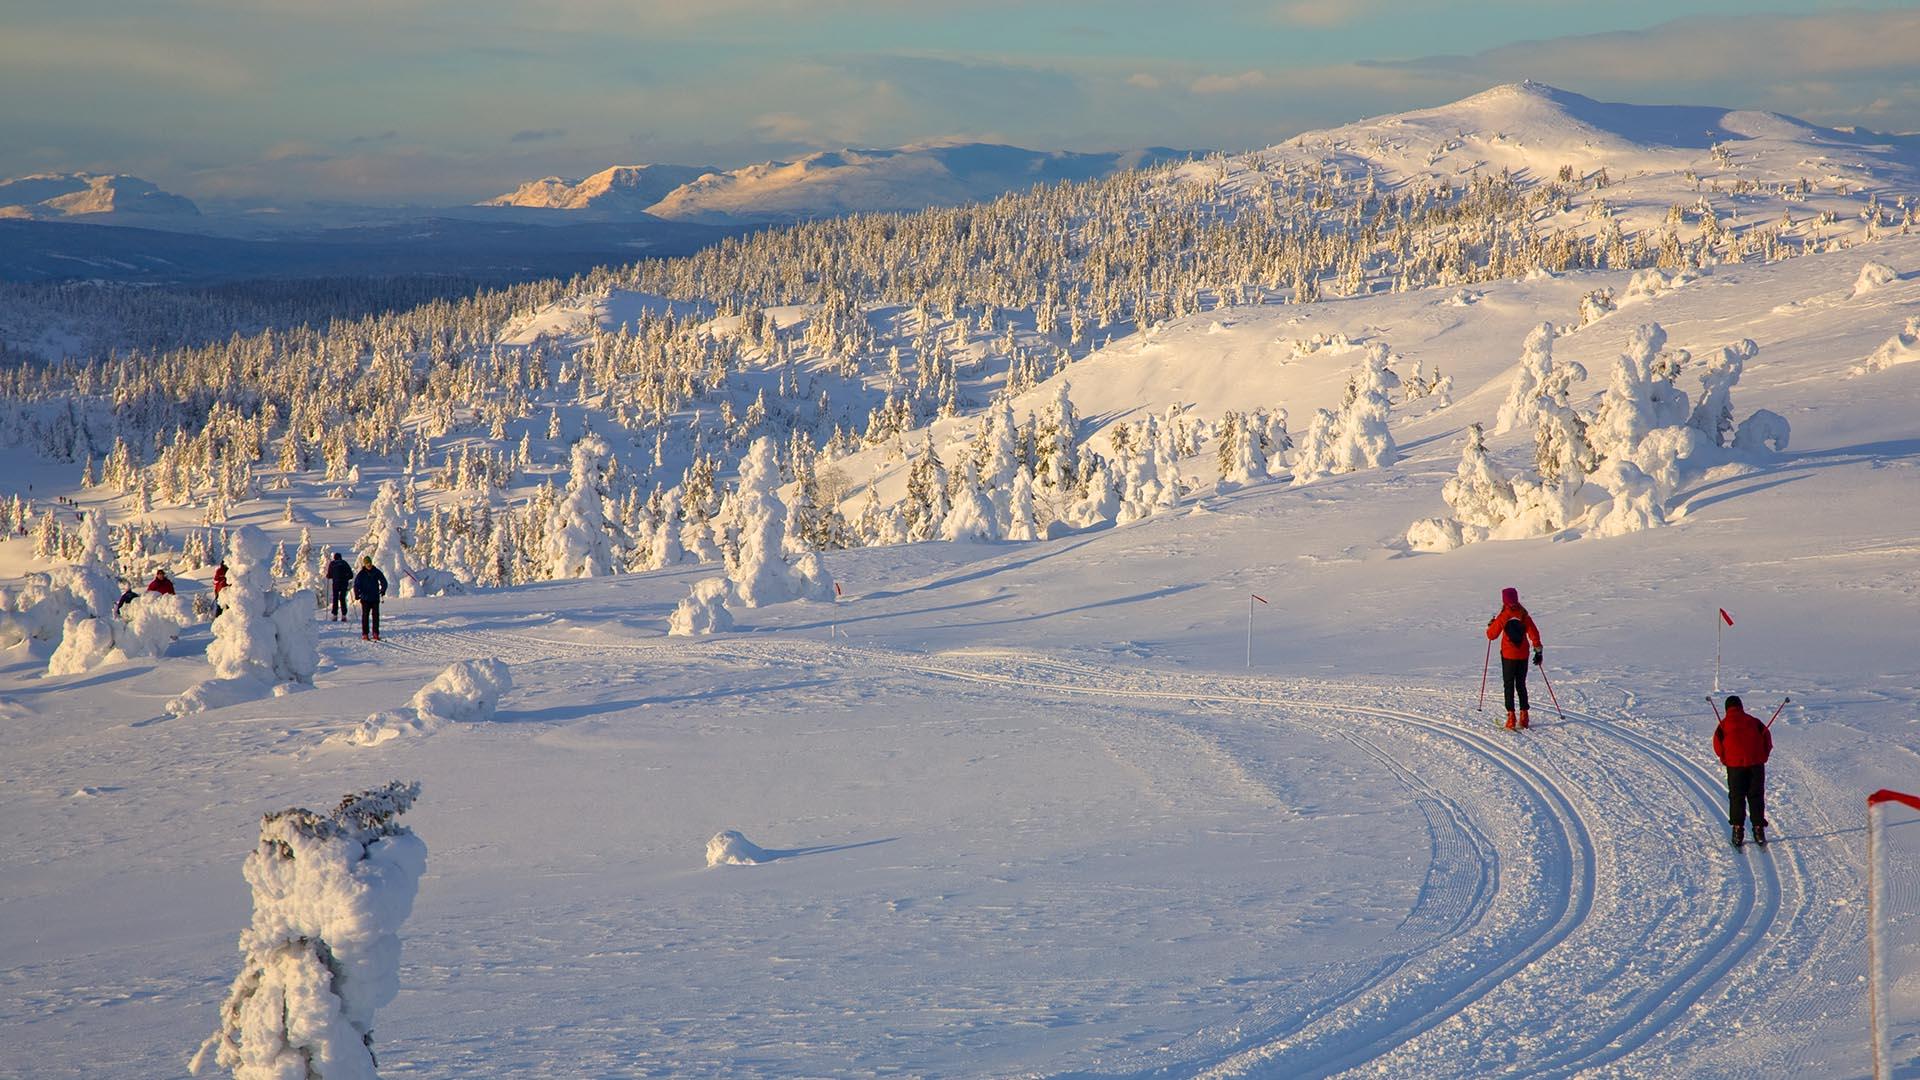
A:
[707, 830, 771, 867]
[1732, 409, 1791, 456]
[191, 782, 425, 1080]
[670, 577, 735, 636]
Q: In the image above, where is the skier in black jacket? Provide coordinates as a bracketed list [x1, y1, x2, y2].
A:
[325, 553, 355, 621]
[353, 556, 389, 641]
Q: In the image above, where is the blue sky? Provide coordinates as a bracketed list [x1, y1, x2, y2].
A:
[2, 1, 1916, 204]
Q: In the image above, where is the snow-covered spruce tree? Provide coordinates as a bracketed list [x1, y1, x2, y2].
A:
[1687, 339, 1758, 448]
[545, 435, 616, 579]
[1033, 381, 1079, 493]
[1219, 410, 1270, 488]
[1005, 466, 1040, 541]
[358, 481, 416, 598]
[724, 437, 830, 606]
[1494, 323, 1557, 435]
[190, 781, 426, 1080]
[941, 454, 998, 541]
[1290, 408, 1338, 486]
[1407, 423, 1519, 552]
[168, 525, 317, 715]
[1326, 344, 1401, 474]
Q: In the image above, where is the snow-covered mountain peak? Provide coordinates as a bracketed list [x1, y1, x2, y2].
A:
[0, 172, 200, 221]
[479, 163, 716, 213]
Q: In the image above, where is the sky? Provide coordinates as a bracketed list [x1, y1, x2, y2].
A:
[2, 0, 1917, 206]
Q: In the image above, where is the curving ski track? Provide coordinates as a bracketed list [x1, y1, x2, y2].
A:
[377, 628, 1816, 1078]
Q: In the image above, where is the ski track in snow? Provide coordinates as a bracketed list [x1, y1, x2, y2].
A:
[372, 623, 1847, 1078]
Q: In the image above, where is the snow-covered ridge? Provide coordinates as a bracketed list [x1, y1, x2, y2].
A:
[1250, 80, 1919, 196]
[479, 163, 715, 213]
[485, 143, 1194, 224]
[0, 172, 201, 221]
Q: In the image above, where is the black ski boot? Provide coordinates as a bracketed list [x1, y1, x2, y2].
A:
[1754, 823, 1767, 846]
[1730, 824, 1744, 848]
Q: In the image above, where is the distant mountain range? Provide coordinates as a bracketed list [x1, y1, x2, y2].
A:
[481, 164, 717, 213]
[479, 143, 1195, 223]
[0, 173, 200, 222]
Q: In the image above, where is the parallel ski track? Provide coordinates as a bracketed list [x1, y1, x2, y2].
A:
[373, 629, 1792, 1078]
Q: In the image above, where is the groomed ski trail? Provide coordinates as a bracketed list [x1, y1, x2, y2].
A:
[367, 628, 1842, 1078]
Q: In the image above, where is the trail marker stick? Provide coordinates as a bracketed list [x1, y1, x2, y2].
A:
[1247, 593, 1267, 668]
[1479, 637, 1493, 711]
[1866, 789, 1920, 1080]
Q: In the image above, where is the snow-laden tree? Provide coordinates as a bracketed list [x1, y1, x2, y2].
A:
[1494, 323, 1557, 435]
[980, 398, 1021, 524]
[545, 435, 616, 578]
[1005, 466, 1039, 541]
[941, 454, 998, 541]
[725, 437, 831, 605]
[168, 526, 317, 715]
[1033, 381, 1080, 492]
[1218, 410, 1270, 488]
[358, 481, 416, 598]
[1066, 454, 1120, 528]
[191, 782, 426, 1080]
[1326, 345, 1401, 473]
[1408, 423, 1521, 552]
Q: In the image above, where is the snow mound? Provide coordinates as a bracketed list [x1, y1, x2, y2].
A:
[669, 577, 735, 636]
[1857, 317, 1920, 374]
[332, 659, 513, 747]
[412, 658, 513, 726]
[1852, 260, 1901, 298]
[706, 830, 772, 867]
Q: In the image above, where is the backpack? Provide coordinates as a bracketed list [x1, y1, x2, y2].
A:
[1503, 616, 1527, 648]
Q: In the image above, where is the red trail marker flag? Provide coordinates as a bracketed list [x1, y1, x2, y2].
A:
[1246, 594, 1267, 667]
[1714, 607, 1734, 690]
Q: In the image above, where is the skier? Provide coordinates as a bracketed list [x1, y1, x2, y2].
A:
[1485, 586, 1543, 729]
[113, 580, 138, 617]
[353, 556, 388, 641]
[145, 568, 176, 595]
[1712, 694, 1772, 847]
[325, 552, 354, 622]
[211, 561, 229, 616]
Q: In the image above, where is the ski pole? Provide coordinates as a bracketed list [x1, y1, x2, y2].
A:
[1705, 694, 1722, 722]
[1478, 638, 1492, 711]
[1537, 661, 1564, 721]
[1767, 696, 1791, 728]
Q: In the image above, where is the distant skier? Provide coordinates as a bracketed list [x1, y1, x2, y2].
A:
[1485, 586, 1543, 729]
[353, 556, 388, 641]
[1713, 694, 1772, 847]
[211, 561, 229, 616]
[146, 568, 176, 595]
[325, 552, 354, 622]
[113, 580, 138, 617]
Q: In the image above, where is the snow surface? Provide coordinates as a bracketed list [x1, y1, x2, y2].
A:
[3, 229, 1919, 1076]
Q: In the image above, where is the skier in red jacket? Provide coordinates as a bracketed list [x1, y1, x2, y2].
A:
[1485, 586, 1543, 729]
[1713, 695, 1772, 847]
[145, 569, 176, 595]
